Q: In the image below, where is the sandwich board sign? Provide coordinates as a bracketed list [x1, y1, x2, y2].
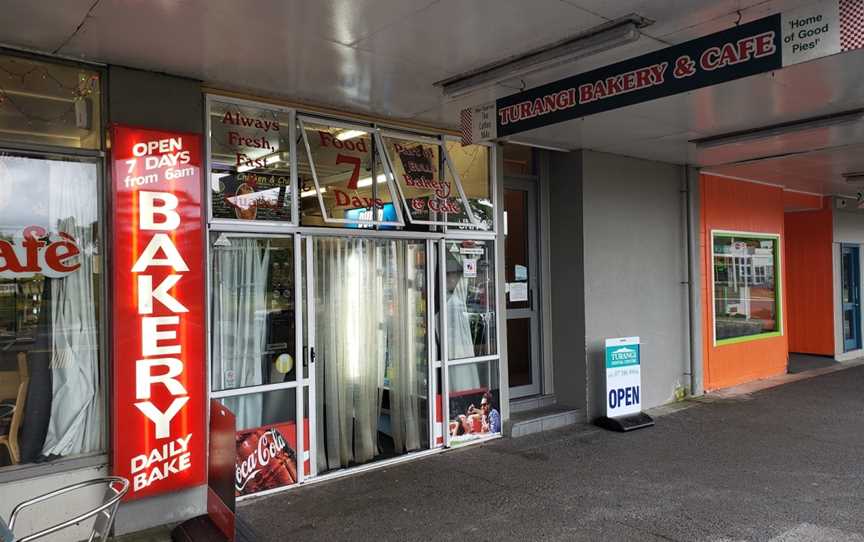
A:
[596, 337, 654, 432]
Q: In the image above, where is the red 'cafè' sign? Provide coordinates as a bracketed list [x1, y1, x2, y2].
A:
[0, 226, 82, 278]
[111, 125, 206, 500]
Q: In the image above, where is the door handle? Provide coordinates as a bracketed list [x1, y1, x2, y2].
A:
[303, 346, 316, 368]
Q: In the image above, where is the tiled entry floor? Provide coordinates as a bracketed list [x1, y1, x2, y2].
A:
[787, 353, 838, 374]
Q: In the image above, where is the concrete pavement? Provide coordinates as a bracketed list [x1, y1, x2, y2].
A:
[239, 365, 864, 541]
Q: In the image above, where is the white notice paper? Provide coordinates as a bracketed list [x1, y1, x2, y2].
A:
[515, 265, 528, 281]
[463, 258, 477, 278]
[509, 282, 528, 302]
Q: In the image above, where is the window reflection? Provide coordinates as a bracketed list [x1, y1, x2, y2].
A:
[299, 120, 401, 227]
[713, 235, 778, 341]
[0, 153, 102, 469]
[446, 142, 492, 230]
[209, 101, 293, 222]
[444, 240, 497, 359]
[211, 237, 296, 392]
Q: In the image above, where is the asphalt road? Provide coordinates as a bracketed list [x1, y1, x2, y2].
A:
[240, 366, 864, 541]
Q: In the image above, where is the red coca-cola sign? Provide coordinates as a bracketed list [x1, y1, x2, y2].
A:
[111, 125, 206, 500]
[235, 425, 298, 496]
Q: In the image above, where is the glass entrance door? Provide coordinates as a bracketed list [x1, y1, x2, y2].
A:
[305, 236, 430, 475]
[504, 179, 541, 398]
[841, 244, 861, 352]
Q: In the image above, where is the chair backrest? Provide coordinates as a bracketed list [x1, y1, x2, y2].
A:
[9, 476, 130, 542]
[17, 352, 28, 380]
[10, 377, 28, 440]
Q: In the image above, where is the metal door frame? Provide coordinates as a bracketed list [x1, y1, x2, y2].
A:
[503, 177, 542, 398]
[841, 244, 861, 352]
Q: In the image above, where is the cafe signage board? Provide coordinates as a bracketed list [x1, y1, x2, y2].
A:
[461, 0, 864, 144]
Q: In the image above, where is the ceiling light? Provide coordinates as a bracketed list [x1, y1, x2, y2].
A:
[356, 174, 388, 188]
[301, 187, 326, 198]
[692, 109, 864, 149]
[433, 15, 648, 98]
[336, 130, 367, 141]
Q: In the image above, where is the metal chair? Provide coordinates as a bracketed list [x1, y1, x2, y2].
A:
[7, 476, 129, 542]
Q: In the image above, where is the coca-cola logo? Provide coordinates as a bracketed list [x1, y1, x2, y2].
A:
[235, 428, 287, 492]
[0, 225, 82, 278]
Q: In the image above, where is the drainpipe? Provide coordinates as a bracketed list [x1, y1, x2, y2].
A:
[683, 167, 704, 396]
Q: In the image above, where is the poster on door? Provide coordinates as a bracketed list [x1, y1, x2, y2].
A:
[448, 388, 502, 446]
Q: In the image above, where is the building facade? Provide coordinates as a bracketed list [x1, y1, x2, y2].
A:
[0, 0, 863, 537]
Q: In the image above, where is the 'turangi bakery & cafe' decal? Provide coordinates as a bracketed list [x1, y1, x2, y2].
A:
[461, 0, 864, 143]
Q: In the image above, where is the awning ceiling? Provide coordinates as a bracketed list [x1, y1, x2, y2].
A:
[0, 0, 862, 195]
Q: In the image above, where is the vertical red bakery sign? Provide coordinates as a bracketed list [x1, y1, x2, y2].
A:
[111, 125, 206, 500]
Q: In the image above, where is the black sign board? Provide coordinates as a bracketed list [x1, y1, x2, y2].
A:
[495, 15, 782, 136]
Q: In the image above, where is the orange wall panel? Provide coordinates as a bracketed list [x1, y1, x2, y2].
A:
[700, 174, 789, 390]
[785, 204, 834, 355]
[783, 190, 823, 212]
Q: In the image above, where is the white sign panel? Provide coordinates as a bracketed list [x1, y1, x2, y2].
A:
[460, 102, 497, 145]
[604, 337, 642, 418]
[781, 0, 841, 66]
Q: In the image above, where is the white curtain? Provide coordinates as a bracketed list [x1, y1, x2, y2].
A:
[446, 276, 482, 391]
[314, 238, 426, 470]
[385, 241, 421, 454]
[212, 239, 270, 430]
[315, 238, 379, 469]
[41, 160, 101, 457]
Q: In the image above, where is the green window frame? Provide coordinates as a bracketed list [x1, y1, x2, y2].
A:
[711, 231, 782, 346]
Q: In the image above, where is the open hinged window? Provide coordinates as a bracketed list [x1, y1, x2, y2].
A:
[380, 131, 484, 229]
[298, 116, 404, 228]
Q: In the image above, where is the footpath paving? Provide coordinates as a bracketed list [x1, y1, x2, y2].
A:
[240, 365, 864, 542]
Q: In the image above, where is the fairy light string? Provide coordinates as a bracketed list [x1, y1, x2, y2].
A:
[0, 57, 99, 126]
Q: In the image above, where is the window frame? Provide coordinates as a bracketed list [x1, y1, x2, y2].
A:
[711, 230, 783, 346]
[0, 51, 108, 484]
[379, 129, 484, 230]
[206, 95, 300, 229]
[0, 149, 109, 481]
[442, 135, 496, 234]
[297, 114, 405, 228]
[0, 49, 104, 153]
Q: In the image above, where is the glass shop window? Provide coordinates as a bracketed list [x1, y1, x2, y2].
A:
[298, 117, 403, 228]
[0, 152, 103, 469]
[445, 141, 493, 230]
[443, 239, 497, 359]
[0, 54, 101, 150]
[211, 236, 296, 392]
[713, 234, 780, 342]
[381, 133, 482, 229]
[209, 100, 293, 222]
